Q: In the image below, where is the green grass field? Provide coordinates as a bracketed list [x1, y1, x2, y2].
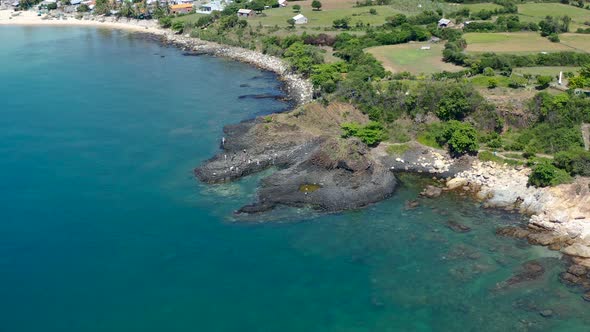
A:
[244, 0, 504, 28]
[470, 75, 511, 88]
[464, 32, 580, 54]
[513, 66, 581, 76]
[366, 43, 463, 75]
[249, 6, 393, 27]
[518, 3, 590, 30]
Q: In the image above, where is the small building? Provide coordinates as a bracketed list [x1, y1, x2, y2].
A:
[278, 0, 287, 7]
[237, 9, 254, 18]
[70, 0, 81, 5]
[170, 3, 193, 14]
[199, 1, 223, 13]
[438, 18, 452, 28]
[292, 13, 307, 24]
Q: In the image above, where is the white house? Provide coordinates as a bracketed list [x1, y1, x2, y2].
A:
[278, 0, 287, 7]
[292, 14, 307, 24]
[197, 0, 224, 13]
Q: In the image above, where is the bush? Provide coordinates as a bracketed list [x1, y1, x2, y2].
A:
[435, 120, 479, 157]
[528, 161, 571, 187]
[483, 67, 495, 77]
[47, 2, 57, 10]
[554, 148, 590, 176]
[548, 33, 560, 43]
[536, 75, 552, 89]
[77, 4, 90, 12]
[341, 121, 387, 147]
[488, 78, 498, 89]
[159, 16, 172, 28]
[436, 85, 477, 121]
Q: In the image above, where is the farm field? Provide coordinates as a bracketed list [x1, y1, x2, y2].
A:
[249, 5, 394, 27]
[464, 32, 577, 53]
[560, 33, 590, 52]
[517, 3, 590, 30]
[513, 66, 581, 77]
[366, 43, 463, 75]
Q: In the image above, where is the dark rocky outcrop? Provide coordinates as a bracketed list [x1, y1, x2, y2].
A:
[195, 103, 398, 214]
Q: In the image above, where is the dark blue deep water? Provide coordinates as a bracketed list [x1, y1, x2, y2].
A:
[0, 27, 588, 331]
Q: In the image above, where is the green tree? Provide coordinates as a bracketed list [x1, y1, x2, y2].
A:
[249, 0, 265, 13]
[436, 121, 479, 156]
[287, 18, 295, 29]
[311, 0, 322, 11]
[283, 42, 323, 75]
[292, 4, 300, 12]
[436, 86, 472, 121]
[333, 17, 351, 30]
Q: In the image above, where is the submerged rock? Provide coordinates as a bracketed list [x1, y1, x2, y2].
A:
[498, 260, 545, 289]
[420, 185, 443, 198]
[539, 309, 554, 318]
[496, 226, 530, 239]
[446, 220, 471, 233]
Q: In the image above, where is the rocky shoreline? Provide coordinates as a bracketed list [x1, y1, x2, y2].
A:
[446, 161, 590, 300]
[154, 32, 313, 105]
[0, 11, 313, 105]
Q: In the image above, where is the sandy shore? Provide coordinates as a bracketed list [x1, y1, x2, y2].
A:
[0, 9, 162, 32]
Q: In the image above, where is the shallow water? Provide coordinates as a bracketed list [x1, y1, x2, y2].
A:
[0, 26, 588, 331]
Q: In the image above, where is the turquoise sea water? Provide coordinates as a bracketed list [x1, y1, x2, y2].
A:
[0, 26, 588, 331]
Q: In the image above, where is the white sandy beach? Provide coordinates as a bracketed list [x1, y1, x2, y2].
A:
[0, 9, 163, 33]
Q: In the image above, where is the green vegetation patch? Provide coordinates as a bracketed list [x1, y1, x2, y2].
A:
[478, 151, 522, 166]
[249, 6, 391, 27]
[386, 143, 410, 156]
[518, 3, 590, 29]
[464, 32, 575, 54]
[366, 43, 463, 75]
[528, 161, 572, 188]
[513, 66, 580, 77]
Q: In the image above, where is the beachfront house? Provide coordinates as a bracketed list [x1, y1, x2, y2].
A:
[237, 8, 254, 18]
[438, 18, 453, 28]
[292, 14, 307, 24]
[278, 0, 287, 7]
[198, 1, 224, 13]
[170, 3, 193, 14]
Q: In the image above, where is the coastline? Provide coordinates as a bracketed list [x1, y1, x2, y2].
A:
[0, 10, 313, 105]
[3, 8, 590, 298]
